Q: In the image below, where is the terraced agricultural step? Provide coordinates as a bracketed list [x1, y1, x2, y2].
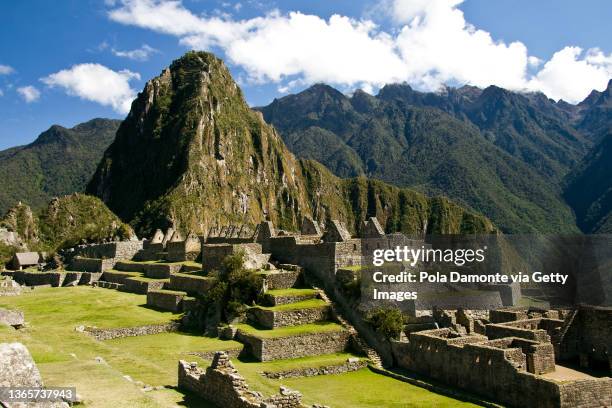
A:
[146, 289, 188, 312]
[235, 322, 350, 361]
[258, 352, 367, 379]
[120, 277, 169, 294]
[101, 270, 142, 285]
[262, 288, 319, 306]
[247, 299, 331, 329]
[263, 269, 303, 290]
[168, 272, 214, 295]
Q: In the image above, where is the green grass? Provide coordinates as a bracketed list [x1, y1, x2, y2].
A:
[236, 322, 344, 338]
[0, 286, 174, 329]
[265, 288, 318, 297]
[0, 285, 476, 407]
[279, 368, 478, 408]
[257, 298, 327, 311]
[250, 352, 361, 373]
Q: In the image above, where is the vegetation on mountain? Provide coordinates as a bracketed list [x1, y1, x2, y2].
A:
[0, 119, 120, 214]
[564, 133, 612, 232]
[260, 84, 586, 233]
[0, 194, 133, 263]
[87, 51, 494, 237]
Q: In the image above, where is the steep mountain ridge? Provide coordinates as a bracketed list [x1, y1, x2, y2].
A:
[260, 84, 583, 233]
[0, 118, 121, 214]
[87, 51, 493, 237]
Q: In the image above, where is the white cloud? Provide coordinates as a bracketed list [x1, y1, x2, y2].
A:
[41, 63, 140, 114]
[112, 44, 160, 61]
[107, 0, 612, 103]
[0, 89, 4, 97]
[0, 64, 14, 75]
[17, 86, 41, 103]
[527, 47, 612, 102]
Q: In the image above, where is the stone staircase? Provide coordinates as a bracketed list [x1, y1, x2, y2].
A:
[314, 287, 384, 369]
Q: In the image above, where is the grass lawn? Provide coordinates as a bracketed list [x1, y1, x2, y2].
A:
[0, 286, 480, 407]
[236, 322, 345, 338]
[256, 298, 327, 311]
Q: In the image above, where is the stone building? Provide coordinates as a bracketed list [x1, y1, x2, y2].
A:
[9, 252, 43, 270]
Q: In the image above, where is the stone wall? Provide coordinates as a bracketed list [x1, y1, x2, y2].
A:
[9, 271, 66, 287]
[247, 306, 330, 329]
[70, 257, 116, 273]
[262, 358, 366, 379]
[143, 263, 182, 279]
[168, 273, 213, 295]
[560, 305, 612, 372]
[486, 318, 564, 345]
[178, 352, 309, 408]
[83, 321, 180, 341]
[265, 269, 302, 290]
[122, 277, 166, 294]
[146, 290, 186, 312]
[236, 330, 350, 361]
[390, 328, 612, 408]
[72, 241, 143, 261]
[202, 243, 267, 272]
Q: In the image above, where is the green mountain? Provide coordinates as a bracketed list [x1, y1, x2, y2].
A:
[87, 51, 494, 237]
[259, 84, 588, 233]
[0, 118, 121, 214]
[564, 132, 612, 233]
[0, 193, 133, 266]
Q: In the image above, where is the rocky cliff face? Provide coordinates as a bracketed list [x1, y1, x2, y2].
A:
[88, 52, 494, 237]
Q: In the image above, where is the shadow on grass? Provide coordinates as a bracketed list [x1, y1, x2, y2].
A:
[169, 386, 217, 407]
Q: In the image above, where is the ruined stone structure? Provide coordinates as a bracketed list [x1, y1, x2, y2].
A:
[178, 352, 316, 408]
[167, 231, 201, 262]
[392, 309, 612, 407]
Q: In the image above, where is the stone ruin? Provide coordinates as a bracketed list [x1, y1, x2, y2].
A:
[300, 217, 322, 236]
[178, 351, 326, 408]
[391, 305, 612, 408]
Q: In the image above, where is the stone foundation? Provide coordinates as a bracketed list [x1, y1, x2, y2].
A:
[83, 321, 180, 341]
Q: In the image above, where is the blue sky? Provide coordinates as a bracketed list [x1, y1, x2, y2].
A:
[0, 0, 611, 149]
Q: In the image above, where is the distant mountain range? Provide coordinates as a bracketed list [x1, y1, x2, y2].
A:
[0, 119, 120, 214]
[0, 56, 609, 235]
[258, 80, 612, 233]
[85, 52, 492, 237]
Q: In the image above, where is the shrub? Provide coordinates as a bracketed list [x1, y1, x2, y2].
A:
[203, 251, 263, 320]
[368, 307, 405, 340]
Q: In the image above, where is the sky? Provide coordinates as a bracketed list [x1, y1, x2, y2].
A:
[0, 0, 611, 149]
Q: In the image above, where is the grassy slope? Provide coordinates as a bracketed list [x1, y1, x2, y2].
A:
[0, 287, 476, 407]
